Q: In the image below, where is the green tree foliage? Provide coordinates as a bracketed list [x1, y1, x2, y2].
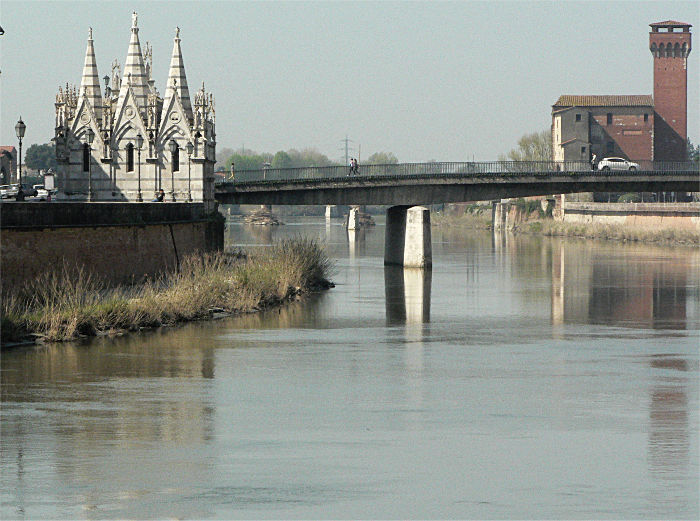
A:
[687, 138, 699, 164]
[215, 147, 235, 171]
[272, 150, 294, 169]
[25, 143, 57, 171]
[225, 150, 273, 171]
[223, 147, 335, 170]
[498, 130, 552, 162]
[366, 151, 398, 164]
[286, 148, 335, 167]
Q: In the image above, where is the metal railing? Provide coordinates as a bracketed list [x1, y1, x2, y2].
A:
[219, 160, 699, 185]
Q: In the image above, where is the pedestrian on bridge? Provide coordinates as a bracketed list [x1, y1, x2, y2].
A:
[591, 153, 597, 171]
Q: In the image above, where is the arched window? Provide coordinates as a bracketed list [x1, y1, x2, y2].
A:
[82, 143, 90, 172]
[127, 143, 134, 172]
[172, 146, 179, 172]
[674, 43, 680, 58]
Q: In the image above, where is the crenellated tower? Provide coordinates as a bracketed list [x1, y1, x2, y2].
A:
[54, 12, 215, 206]
[649, 20, 692, 160]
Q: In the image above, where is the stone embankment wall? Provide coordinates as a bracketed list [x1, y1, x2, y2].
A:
[562, 202, 700, 229]
[1, 202, 223, 288]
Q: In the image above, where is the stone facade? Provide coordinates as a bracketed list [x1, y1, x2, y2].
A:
[53, 13, 216, 206]
[0, 146, 17, 185]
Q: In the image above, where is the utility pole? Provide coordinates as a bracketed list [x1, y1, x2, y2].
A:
[340, 135, 354, 166]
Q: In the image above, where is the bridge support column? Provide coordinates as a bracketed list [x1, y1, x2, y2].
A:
[492, 201, 509, 231]
[347, 207, 360, 230]
[384, 205, 432, 268]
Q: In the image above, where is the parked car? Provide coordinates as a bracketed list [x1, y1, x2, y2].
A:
[597, 157, 640, 171]
[4, 183, 38, 199]
[0, 185, 10, 199]
[32, 184, 51, 200]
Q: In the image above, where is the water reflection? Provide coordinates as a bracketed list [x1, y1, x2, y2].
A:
[347, 228, 366, 258]
[1, 330, 218, 518]
[384, 266, 431, 326]
[646, 354, 692, 512]
[550, 240, 696, 329]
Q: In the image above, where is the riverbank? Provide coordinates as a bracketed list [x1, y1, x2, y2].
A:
[1, 238, 333, 346]
[432, 204, 699, 245]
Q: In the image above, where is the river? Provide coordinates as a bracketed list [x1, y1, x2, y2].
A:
[1, 216, 698, 519]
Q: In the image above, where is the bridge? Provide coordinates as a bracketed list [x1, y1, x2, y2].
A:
[214, 160, 699, 267]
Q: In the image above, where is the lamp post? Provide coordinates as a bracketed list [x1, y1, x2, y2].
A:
[15, 117, 25, 185]
[186, 141, 194, 202]
[168, 139, 178, 202]
[85, 128, 95, 201]
[135, 133, 143, 202]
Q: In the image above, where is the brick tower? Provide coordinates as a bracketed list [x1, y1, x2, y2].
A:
[649, 20, 692, 160]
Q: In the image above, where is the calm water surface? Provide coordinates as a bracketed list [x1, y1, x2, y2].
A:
[1, 216, 699, 519]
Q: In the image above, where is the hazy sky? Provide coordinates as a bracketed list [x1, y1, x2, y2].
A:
[1, 1, 698, 162]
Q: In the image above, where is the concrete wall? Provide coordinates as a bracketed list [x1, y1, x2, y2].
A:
[1, 202, 223, 289]
[562, 202, 700, 229]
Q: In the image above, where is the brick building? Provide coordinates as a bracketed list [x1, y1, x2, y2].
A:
[0, 146, 17, 185]
[552, 20, 692, 163]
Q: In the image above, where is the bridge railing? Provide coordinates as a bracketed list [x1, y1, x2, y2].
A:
[224, 160, 698, 184]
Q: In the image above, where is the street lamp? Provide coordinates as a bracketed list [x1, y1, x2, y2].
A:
[15, 117, 25, 185]
[85, 128, 95, 201]
[135, 133, 144, 202]
[168, 139, 178, 201]
[186, 141, 194, 202]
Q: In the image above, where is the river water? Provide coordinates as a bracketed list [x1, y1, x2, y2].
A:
[1, 216, 698, 519]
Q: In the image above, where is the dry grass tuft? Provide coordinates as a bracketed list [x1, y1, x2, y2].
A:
[1, 238, 333, 344]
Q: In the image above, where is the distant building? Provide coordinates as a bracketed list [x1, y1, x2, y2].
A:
[552, 20, 692, 163]
[54, 12, 216, 203]
[0, 146, 17, 184]
[552, 95, 653, 162]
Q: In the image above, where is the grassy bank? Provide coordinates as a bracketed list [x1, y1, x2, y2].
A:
[433, 202, 698, 245]
[1, 238, 333, 345]
[432, 204, 492, 229]
[519, 219, 699, 244]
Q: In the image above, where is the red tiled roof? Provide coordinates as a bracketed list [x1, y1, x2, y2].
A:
[0, 146, 16, 153]
[553, 95, 653, 107]
[650, 20, 692, 27]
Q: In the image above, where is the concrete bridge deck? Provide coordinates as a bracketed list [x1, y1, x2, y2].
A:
[214, 160, 698, 268]
[215, 160, 699, 206]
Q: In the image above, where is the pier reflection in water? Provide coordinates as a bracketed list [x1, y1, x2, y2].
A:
[1, 218, 698, 520]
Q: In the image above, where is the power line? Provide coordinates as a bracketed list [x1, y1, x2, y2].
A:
[340, 135, 354, 166]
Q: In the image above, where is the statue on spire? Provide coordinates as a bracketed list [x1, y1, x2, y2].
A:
[132, 11, 138, 28]
[175, 26, 180, 39]
[88, 27, 93, 40]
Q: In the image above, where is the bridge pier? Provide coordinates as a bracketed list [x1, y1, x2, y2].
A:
[347, 207, 360, 230]
[384, 205, 432, 268]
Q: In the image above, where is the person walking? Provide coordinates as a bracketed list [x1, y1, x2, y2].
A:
[591, 153, 597, 171]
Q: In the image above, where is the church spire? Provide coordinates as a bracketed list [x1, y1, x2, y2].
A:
[163, 26, 193, 121]
[118, 11, 149, 116]
[78, 27, 102, 119]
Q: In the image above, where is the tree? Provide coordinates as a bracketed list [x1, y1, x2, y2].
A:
[225, 151, 272, 171]
[687, 138, 699, 165]
[286, 148, 335, 167]
[366, 151, 398, 164]
[25, 143, 57, 171]
[215, 147, 235, 171]
[498, 130, 551, 162]
[271, 150, 294, 169]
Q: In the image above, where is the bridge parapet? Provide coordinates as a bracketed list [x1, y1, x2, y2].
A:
[224, 160, 697, 185]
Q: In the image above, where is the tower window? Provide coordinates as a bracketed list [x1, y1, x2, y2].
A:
[606, 113, 612, 125]
[126, 143, 134, 172]
[172, 147, 179, 172]
[581, 146, 586, 154]
[82, 144, 90, 172]
[644, 113, 649, 123]
[575, 114, 581, 122]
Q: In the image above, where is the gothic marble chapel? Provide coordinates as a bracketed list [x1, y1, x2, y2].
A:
[54, 13, 216, 203]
